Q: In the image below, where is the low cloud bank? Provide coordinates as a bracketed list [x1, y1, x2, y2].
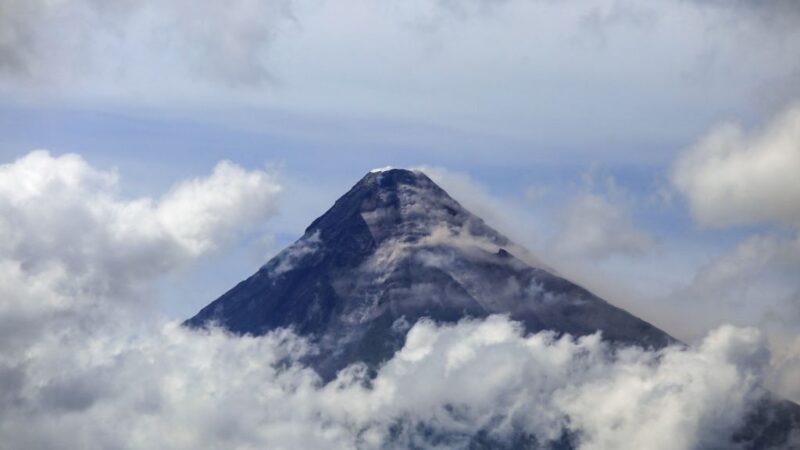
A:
[0, 150, 794, 449]
[0, 314, 777, 449]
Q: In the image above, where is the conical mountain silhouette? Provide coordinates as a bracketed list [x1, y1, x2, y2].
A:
[186, 169, 673, 378]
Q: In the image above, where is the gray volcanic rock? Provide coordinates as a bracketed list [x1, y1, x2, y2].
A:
[185, 168, 673, 378]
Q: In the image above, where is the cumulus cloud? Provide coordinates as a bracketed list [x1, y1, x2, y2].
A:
[0, 314, 776, 449]
[157, 160, 282, 256]
[0, 150, 281, 301]
[0, 0, 293, 87]
[0, 149, 282, 383]
[673, 103, 800, 228]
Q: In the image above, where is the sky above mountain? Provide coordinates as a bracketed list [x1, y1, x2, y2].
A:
[1, 0, 800, 447]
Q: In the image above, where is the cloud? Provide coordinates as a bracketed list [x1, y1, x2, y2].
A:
[670, 102, 800, 333]
[417, 166, 513, 232]
[666, 102, 800, 403]
[157, 160, 282, 256]
[351, 318, 769, 450]
[673, 103, 800, 228]
[419, 167, 654, 262]
[770, 335, 800, 406]
[551, 192, 654, 260]
[668, 104, 800, 396]
[415, 166, 551, 269]
[666, 233, 800, 393]
[0, 0, 294, 88]
[0, 150, 281, 301]
[689, 0, 800, 24]
[0, 149, 282, 382]
[1, 0, 798, 162]
[0, 314, 777, 449]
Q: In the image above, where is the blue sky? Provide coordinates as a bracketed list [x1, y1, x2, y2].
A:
[2, 0, 800, 401]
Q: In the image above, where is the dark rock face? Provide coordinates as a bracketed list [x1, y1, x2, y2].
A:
[185, 168, 800, 448]
[185, 169, 673, 377]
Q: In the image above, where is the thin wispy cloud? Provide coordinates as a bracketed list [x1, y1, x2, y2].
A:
[0, 0, 294, 88]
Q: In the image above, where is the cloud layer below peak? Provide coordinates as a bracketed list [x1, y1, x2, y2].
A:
[0, 313, 777, 450]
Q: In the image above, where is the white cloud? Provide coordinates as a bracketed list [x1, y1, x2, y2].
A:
[0, 149, 282, 380]
[0, 150, 281, 301]
[0, 312, 776, 449]
[355, 318, 768, 450]
[157, 160, 282, 256]
[673, 104, 800, 228]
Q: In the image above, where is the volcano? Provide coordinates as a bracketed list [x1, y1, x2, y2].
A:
[185, 168, 673, 377]
[185, 168, 799, 448]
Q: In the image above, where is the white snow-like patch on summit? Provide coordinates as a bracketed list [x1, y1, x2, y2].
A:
[369, 166, 394, 173]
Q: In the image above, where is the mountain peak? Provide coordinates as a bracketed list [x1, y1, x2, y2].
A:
[186, 169, 674, 379]
[362, 167, 427, 186]
[305, 167, 508, 249]
[356, 167, 438, 193]
[350, 167, 438, 200]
